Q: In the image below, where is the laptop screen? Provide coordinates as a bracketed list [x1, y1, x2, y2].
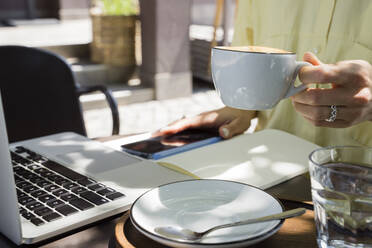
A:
[0, 93, 22, 245]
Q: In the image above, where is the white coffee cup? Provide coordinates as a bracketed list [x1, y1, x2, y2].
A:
[211, 46, 310, 110]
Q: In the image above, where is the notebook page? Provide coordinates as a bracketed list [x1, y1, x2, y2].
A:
[157, 129, 319, 189]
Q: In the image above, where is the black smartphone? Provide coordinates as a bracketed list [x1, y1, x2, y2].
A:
[121, 129, 222, 159]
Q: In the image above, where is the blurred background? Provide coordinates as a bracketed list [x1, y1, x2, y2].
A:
[0, 0, 237, 138]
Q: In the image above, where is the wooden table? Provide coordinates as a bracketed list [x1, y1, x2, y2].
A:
[0, 138, 318, 248]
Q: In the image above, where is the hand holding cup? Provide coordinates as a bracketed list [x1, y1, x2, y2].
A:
[292, 52, 372, 128]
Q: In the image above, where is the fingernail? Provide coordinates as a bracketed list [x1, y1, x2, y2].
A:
[221, 127, 229, 138]
[160, 126, 169, 131]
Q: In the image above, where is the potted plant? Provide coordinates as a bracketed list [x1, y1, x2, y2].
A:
[90, 0, 139, 80]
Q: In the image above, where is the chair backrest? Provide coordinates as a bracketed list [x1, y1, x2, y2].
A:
[0, 45, 87, 143]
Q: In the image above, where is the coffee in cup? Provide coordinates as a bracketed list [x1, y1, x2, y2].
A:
[211, 46, 310, 110]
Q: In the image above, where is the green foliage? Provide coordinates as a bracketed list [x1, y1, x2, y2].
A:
[100, 0, 138, 16]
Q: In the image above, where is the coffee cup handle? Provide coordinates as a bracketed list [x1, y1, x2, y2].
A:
[284, 61, 312, 98]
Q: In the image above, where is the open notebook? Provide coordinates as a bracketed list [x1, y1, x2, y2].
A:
[104, 129, 320, 190]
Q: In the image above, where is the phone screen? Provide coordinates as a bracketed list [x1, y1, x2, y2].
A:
[121, 129, 220, 158]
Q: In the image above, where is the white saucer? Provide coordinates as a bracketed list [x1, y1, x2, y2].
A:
[130, 179, 284, 248]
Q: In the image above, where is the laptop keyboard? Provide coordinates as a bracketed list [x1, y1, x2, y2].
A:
[11, 146, 126, 226]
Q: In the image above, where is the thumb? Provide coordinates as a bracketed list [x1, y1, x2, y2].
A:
[303, 52, 323, 66]
[298, 52, 324, 84]
[218, 118, 249, 139]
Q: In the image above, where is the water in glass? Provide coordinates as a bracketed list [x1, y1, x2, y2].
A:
[311, 160, 372, 248]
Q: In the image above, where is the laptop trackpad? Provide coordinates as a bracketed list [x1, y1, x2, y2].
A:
[56, 148, 141, 175]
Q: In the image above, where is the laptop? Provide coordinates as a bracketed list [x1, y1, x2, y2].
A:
[0, 95, 191, 245]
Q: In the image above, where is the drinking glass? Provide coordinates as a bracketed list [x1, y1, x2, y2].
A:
[309, 146, 372, 248]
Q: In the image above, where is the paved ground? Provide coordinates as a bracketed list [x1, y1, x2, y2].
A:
[83, 86, 224, 138]
[0, 19, 91, 47]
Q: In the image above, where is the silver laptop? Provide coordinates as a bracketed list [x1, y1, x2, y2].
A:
[0, 95, 190, 245]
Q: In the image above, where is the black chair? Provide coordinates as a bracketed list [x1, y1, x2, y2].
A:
[0, 45, 120, 143]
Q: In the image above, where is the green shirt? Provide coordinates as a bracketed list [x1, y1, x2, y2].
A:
[232, 0, 372, 147]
